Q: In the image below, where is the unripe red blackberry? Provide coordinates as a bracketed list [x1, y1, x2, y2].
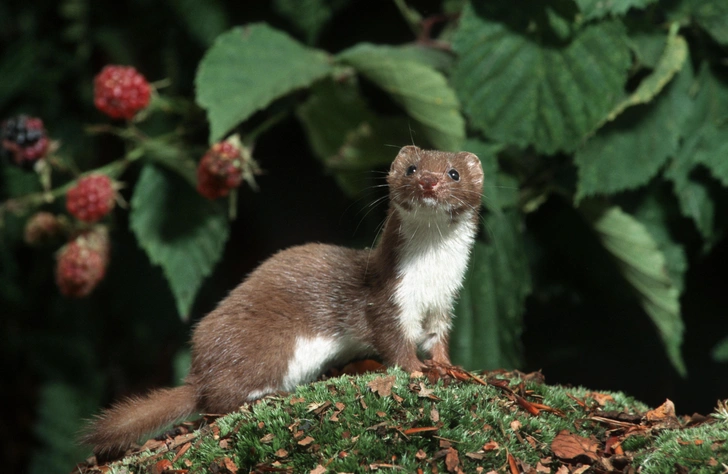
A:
[93, 65, 151, 120]
[1, 115, 50, 167]
[55, 228, 110, 298]
[65, 174, 117, 223]
[24, 212, 67, 246]
[196, 141, 244, 200]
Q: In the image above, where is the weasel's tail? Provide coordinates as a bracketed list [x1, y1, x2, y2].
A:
[80, 384, 197, 459]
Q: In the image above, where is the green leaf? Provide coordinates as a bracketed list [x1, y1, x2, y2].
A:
[29, 382, 102, 474]
[140, 138, 199, 188]
[584, 205, 686, 376]
[461, 138, 511, 211]
[628, 30, 669, 69]
[665, 64, 728, 245]
[296, 79, 414, 196]
[130, 164, 229, 319]
[665, 132, 716, 244]
[574, 56, 693, 201]
[575, 0, 658, 20]
[691, 0, 728, 46]
[602, 29, 688, 125]
[632, 190, 688, 294]
[1, 166, 42, 199]
[452, 3, 631, 154]
[337, 44, 465, 151]
[165, 0, 228, 46]
[452, 209, 531, 370]
[712, 336, 728, 363]
[195, 24, 333, 143]
[272, 0, 350, 44]
[692, 125, 728, 188]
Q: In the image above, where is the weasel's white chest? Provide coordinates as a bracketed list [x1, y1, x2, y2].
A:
[392, 211, 476, 344]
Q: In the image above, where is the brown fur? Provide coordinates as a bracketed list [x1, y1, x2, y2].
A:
[80, 146, 483, 458]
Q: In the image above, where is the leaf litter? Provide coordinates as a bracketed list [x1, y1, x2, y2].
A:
[73, 362, 728, 474]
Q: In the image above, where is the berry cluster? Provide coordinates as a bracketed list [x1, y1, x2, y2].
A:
[55, 228, 110, 298]
[65, 174, 116, 223]
[196, 141, 244, 200]
[94, 65, 151, 120]
[1, 115, 49, 167]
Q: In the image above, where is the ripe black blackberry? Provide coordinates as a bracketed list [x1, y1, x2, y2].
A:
[1, 115, 50, 167]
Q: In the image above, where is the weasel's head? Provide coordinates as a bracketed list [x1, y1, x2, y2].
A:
[387, 146, 483, 218]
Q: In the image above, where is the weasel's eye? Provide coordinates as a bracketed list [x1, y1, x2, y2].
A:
[405, 165, 417, 176]
[448, 169, 460, 181]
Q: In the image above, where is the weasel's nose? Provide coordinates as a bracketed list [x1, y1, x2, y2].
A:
[418, 175, 438, 192]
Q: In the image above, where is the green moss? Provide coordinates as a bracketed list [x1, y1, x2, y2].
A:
[635, 423, 728, 474]
[94, 369, 726, 473]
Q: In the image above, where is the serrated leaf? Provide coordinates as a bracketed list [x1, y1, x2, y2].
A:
[603, 29, 687, 125]
[574, 59, 693, 201]
[632, 190, 687, 294]
[337, 44, 465, 151]
[297, 79, 415, 196]
[452, 209, 531, 370]
[452, 3, 631, 154]
[195, 24, 333, 143]
[272, 0, 350, 44]
[575, 0, 658, 20]
[130, 164, 229, 319]
[692, 125, 728, 188]
[584, 205, 686, 376]
[665, 64, 728, 245]
[665, 132, 716, 245]
[461, 138, 511, 211]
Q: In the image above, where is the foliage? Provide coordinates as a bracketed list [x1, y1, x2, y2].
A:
[2, 1, 728, 473]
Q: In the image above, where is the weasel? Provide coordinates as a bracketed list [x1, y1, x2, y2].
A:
[82, 145, 484, 458]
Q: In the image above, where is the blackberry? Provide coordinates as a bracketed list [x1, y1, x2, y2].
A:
[1, 115, 50, 167]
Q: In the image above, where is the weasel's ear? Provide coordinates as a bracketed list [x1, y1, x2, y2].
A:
[397, 145, 421, 157]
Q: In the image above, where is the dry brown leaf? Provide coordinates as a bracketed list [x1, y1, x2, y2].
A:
[310, 464, 327, 474]
[551, 430, 599, 462]
[555, 466, 569, 474]
[274, 448, 289, 458]
[586, 392, 615, 406]
[259, 433, 274, 443]
[222, 456, 237, 473]
[431, 405, 440, 423]
[646, 399, 677, 421]
[536, 461, 550, 473]
[483, 441, 499, 451]
[368, 375, 396, 397]
[289, 396, 306, 404]
[153, 459, 173, 474]
[445, 447, 460, 473]
[465, 452, 486, 460]
[376, 411, 387, 418]
[507, 452, 519, 474]
[172, 442, 192, 463]
[298, 436, 315, 446]
[415, 449, 427, 460]
[510, 420, 522, 431]
[403, 426, 438, 435]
